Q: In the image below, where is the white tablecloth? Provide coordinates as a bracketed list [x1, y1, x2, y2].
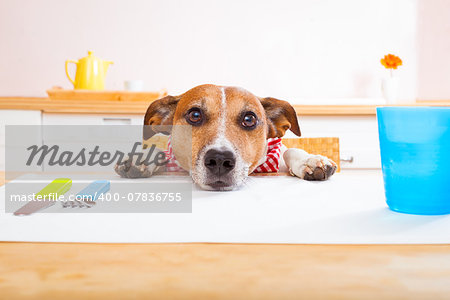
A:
[1, 170, 449, 243]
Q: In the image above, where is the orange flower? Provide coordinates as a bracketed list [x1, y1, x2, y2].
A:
[381, 54, 403, 69]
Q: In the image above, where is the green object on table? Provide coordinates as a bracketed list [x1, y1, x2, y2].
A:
[35, 178, 72, 200]
[13, 178, 72, 216]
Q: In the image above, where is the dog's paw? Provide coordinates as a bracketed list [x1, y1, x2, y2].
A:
[114, 155, 159, 178]
[289, 154, 337, 181]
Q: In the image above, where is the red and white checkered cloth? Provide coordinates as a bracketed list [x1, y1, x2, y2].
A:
[252, 138, 283, 173]
[163, 137, 283, 173]
[163, 137, 185, 172]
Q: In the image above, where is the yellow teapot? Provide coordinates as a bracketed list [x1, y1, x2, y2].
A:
[65, 51, 113, 90]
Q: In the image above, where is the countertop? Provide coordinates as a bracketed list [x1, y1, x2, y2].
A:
[1, 97, 450, 115]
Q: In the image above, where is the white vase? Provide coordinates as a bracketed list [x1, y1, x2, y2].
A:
[381, 77, 399, 104]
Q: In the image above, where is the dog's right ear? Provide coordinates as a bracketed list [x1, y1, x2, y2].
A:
[143, 95, 180, 140]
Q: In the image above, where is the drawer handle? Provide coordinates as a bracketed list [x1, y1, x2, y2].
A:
[340, 156, 354, 163]
[102, 118, 132, 125]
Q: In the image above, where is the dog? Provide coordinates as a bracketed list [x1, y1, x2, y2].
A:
[115, 84, 336, 190]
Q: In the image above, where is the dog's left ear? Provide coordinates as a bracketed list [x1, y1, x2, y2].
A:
[260, 97, 301, 138]
[143, 95, 180, 140]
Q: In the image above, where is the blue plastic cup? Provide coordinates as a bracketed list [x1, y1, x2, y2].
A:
[377, 107, 450, 215]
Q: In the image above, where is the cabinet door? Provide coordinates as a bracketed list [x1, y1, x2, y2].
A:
[42, 113, 144, 125]
[0, 110, 42, 170]
[42, 113, 145, 146]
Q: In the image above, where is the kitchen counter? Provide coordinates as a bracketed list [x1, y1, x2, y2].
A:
[1, 97, 449, 115]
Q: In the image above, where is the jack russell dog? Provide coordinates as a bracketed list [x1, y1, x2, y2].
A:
[115, 84, 337, 190]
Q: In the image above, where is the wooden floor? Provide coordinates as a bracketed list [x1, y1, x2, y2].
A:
[1, 173, 450, 299]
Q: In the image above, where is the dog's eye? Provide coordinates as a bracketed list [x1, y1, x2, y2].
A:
[186, 108, 203, 125]
[241, 112, 257, 129]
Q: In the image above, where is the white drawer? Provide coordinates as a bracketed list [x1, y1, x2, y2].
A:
[42, 113, 145, 125]
[42, 113, 145, 145]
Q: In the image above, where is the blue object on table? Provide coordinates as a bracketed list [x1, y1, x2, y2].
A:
[76, 180, 110, 202]
[377, 107, 450, 215]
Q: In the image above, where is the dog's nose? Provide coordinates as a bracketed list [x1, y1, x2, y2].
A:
[204, 149, 236, 176]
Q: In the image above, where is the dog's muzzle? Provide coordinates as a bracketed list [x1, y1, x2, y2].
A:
[203, 149, 236, 189]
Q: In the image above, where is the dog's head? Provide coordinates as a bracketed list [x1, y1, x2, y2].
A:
[144, 84, 300, 190]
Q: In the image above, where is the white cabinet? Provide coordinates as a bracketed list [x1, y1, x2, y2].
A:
[0, 110, 42, 170]
[42, 113, 144, 125]
[37, 112, 381, 170]
[297, 116, 381, 169]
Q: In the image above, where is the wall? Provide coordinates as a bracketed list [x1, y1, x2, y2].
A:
[417, 0, 450, 100]
[0, 0, 419, 102]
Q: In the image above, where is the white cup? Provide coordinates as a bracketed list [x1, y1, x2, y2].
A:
[124, 80, 144, 91]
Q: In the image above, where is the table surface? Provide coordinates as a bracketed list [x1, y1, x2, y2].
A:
[1, 172, 449, 299]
